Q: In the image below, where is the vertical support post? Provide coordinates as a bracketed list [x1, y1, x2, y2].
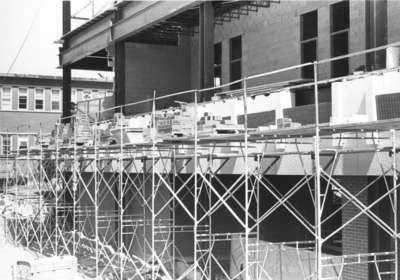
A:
[72, 115, 77, 256]
[313, 61, 322, 280]
[243, 78, 249, 280]
[194, 89, 198, 280]
[62, 0, 71, 123]
[114, 42, 126, 113]
[14, 131, 18, 246]
[119, 106, 124, 280]
[39, 125, 43, 255]
[151, 91, 156, 280]
[171, 149, 176, 280]
[94, 118, 99, 279]
[4, 130, 9, 244]
[62, 67, 72, 123]
[26, 131, 31, 248]
[199, 2, 214, 96]
[55, 121, 60, 256]
[392, 129, 398, 280]
[256, 155, 261, 280]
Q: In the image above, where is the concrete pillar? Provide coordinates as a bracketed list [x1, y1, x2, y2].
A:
[365, 0, 388, 71]
[62, 0, 71, 123]
[199, 2, 214, 100]
[114, 42, 126, 114]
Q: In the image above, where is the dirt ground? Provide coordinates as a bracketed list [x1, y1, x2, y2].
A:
[0, 218, 88, 280]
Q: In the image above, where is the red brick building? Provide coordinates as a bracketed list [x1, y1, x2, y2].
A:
[0, 73, 112, 153]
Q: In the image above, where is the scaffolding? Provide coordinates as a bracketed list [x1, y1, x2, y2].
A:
[2, 43, 400, 280]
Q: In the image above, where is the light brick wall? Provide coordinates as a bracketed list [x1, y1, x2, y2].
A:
[124, 39, 192, 114]
[388, 0, 400, 43]
[340, 176, 369, 280]
[0, 111, 60, 133]
[189, 0, 367, 88]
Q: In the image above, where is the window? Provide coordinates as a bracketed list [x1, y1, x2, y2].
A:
[300, 10, 318, 79]
[331, 0, 349, 77]
[18, 88, 28, 110]
[214, 43, 222, 87]
[1, 87, 12, 110]
[18, 136, 28, 150]
[230, 36, 242, 90]
[71, 89, 77, 104]
[1, 135, 11, 155]
[35, 88, 44, 110]
[51, 89, 61, 111]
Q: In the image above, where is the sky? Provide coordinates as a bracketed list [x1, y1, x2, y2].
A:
[0, 0, 113, 79]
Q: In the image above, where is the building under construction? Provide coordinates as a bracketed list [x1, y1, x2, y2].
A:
[2, 1, 400, 279]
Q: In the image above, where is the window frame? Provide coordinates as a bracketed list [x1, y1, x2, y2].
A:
[1, 86, 12, 110]
[229, 35, 242, 90]
[300, 9, 318, 79]
[330, 0, 350, 77]
[51, 88, 61, 112]
[18, 87, 28, 110]
[34, 88, 45, 111]
[17, 135, 28, 150]
[214, 42, 222, 87]
[1, 134, 11, 155]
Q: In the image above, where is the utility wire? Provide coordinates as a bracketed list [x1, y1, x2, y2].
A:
[7, 0, 44, 74]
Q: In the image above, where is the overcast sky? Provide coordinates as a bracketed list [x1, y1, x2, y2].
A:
[0, 0, 113, 78]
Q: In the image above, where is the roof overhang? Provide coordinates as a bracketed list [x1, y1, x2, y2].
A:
[59, 1, 278, 70]
[59, 1, 199, 69]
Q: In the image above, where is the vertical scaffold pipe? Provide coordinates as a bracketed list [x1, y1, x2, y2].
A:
[194, 89, 198, 280]
[94, 116, 99, 279]
[72, 115, 77, 257]
[151, 91, 156, 280]
[55, 121, 60, 256]
[39, 124, 43, 255]
[392, 129, 398, 280]
[313, 61, 322, 280]
[119, 106, 124, 280]
[243, 78, 249, 280]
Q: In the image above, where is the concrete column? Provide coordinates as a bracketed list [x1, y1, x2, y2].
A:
[365, 0, 388, 71]
[62, 0, 71, 123]
[114, 41, 126, 114]
[199, 2, 214, 100]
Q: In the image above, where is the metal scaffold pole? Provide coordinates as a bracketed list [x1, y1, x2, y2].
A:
[151, 91, 156, 280]
[194, 89, 198, 280]
[313, 61, 322, 280]
[243, 78, 250, 280]
[39, 124, 43, 255]
[73, 116, 77, 257]
[119, 106, 124, 280]
[94, 117, 99, 279]
[392, 129, 398, 280]
[55, 121, 60, 256]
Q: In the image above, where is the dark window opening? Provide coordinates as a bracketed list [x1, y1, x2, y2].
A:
[214, 43, 222, 87]
[330, 0, 349, 78]
[301, 40, 317, 79]
[300, 10, 318, 79]
[301, 10, 318, 41]
[230, 36, 242, 90]
[331, 31, 349, 77]
[331, 0, 349, 33]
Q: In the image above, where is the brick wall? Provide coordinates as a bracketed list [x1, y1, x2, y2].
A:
[340, 176, 369, 280]
[124, 39, 192, 114]
[0, 111, 59, 133]
[188, 0, 367, 89]
[388, 0, 400, 43]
